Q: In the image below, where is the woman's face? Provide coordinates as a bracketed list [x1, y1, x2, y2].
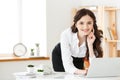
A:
[76, 15, 94, 36]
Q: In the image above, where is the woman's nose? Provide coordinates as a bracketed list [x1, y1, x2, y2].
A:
[83, 24, 88, 29]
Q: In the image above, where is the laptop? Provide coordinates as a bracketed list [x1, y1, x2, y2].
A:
[85, 58, 120, 77]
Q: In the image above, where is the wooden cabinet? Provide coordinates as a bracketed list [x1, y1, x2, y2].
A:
[97, 6, 119, 57]
[72, 6, 120, 57]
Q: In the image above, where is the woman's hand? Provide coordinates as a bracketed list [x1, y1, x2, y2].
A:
[87, 29, 96, 57]
[74, 69, 88, 75]
[87, 29, 96, 47]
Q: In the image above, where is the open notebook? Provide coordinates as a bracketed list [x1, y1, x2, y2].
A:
[85, 58, 120, 77]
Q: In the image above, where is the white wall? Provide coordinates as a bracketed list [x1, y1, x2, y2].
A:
[46, 0, 120, 55]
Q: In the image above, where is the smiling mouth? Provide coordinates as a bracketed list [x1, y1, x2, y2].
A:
[82, 29, 89, 32]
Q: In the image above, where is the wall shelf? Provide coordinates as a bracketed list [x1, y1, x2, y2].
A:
[106, 40, 120, 43]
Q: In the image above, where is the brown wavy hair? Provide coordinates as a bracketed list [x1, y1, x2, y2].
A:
[71, 8, 103, 59]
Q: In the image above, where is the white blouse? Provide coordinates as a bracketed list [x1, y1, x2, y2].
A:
[60, 28, 94, 74]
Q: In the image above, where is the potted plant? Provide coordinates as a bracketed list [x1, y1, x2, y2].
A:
[37, 69, 44, 75]
[28, 64, 34, 67]
[30, 49, 34, 56]
[27, 64, 35, 73]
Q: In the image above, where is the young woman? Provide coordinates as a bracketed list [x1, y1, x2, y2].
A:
[60, 8, 103, 75]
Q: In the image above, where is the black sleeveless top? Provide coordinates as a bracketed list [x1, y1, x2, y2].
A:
[52, 43, 84, 72]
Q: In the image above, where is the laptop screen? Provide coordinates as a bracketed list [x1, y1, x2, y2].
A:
[86, 58, 120, 77]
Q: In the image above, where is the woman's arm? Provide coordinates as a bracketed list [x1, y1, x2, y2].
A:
[87, 31, 96, 65]
[60, 31, 77, 74]
[60, 30, 87, 75]
[87, 31, 96, 58]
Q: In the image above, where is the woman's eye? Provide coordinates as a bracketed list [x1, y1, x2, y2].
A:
[88, 22, 92, 25]
[79, 22, 83, 25]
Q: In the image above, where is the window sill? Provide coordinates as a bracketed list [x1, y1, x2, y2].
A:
[0, 54, 49, 62]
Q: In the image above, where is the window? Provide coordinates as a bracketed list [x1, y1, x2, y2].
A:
[0, 0, 47, 57]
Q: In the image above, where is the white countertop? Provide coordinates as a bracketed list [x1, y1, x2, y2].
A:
[14, 72, 120, 80]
